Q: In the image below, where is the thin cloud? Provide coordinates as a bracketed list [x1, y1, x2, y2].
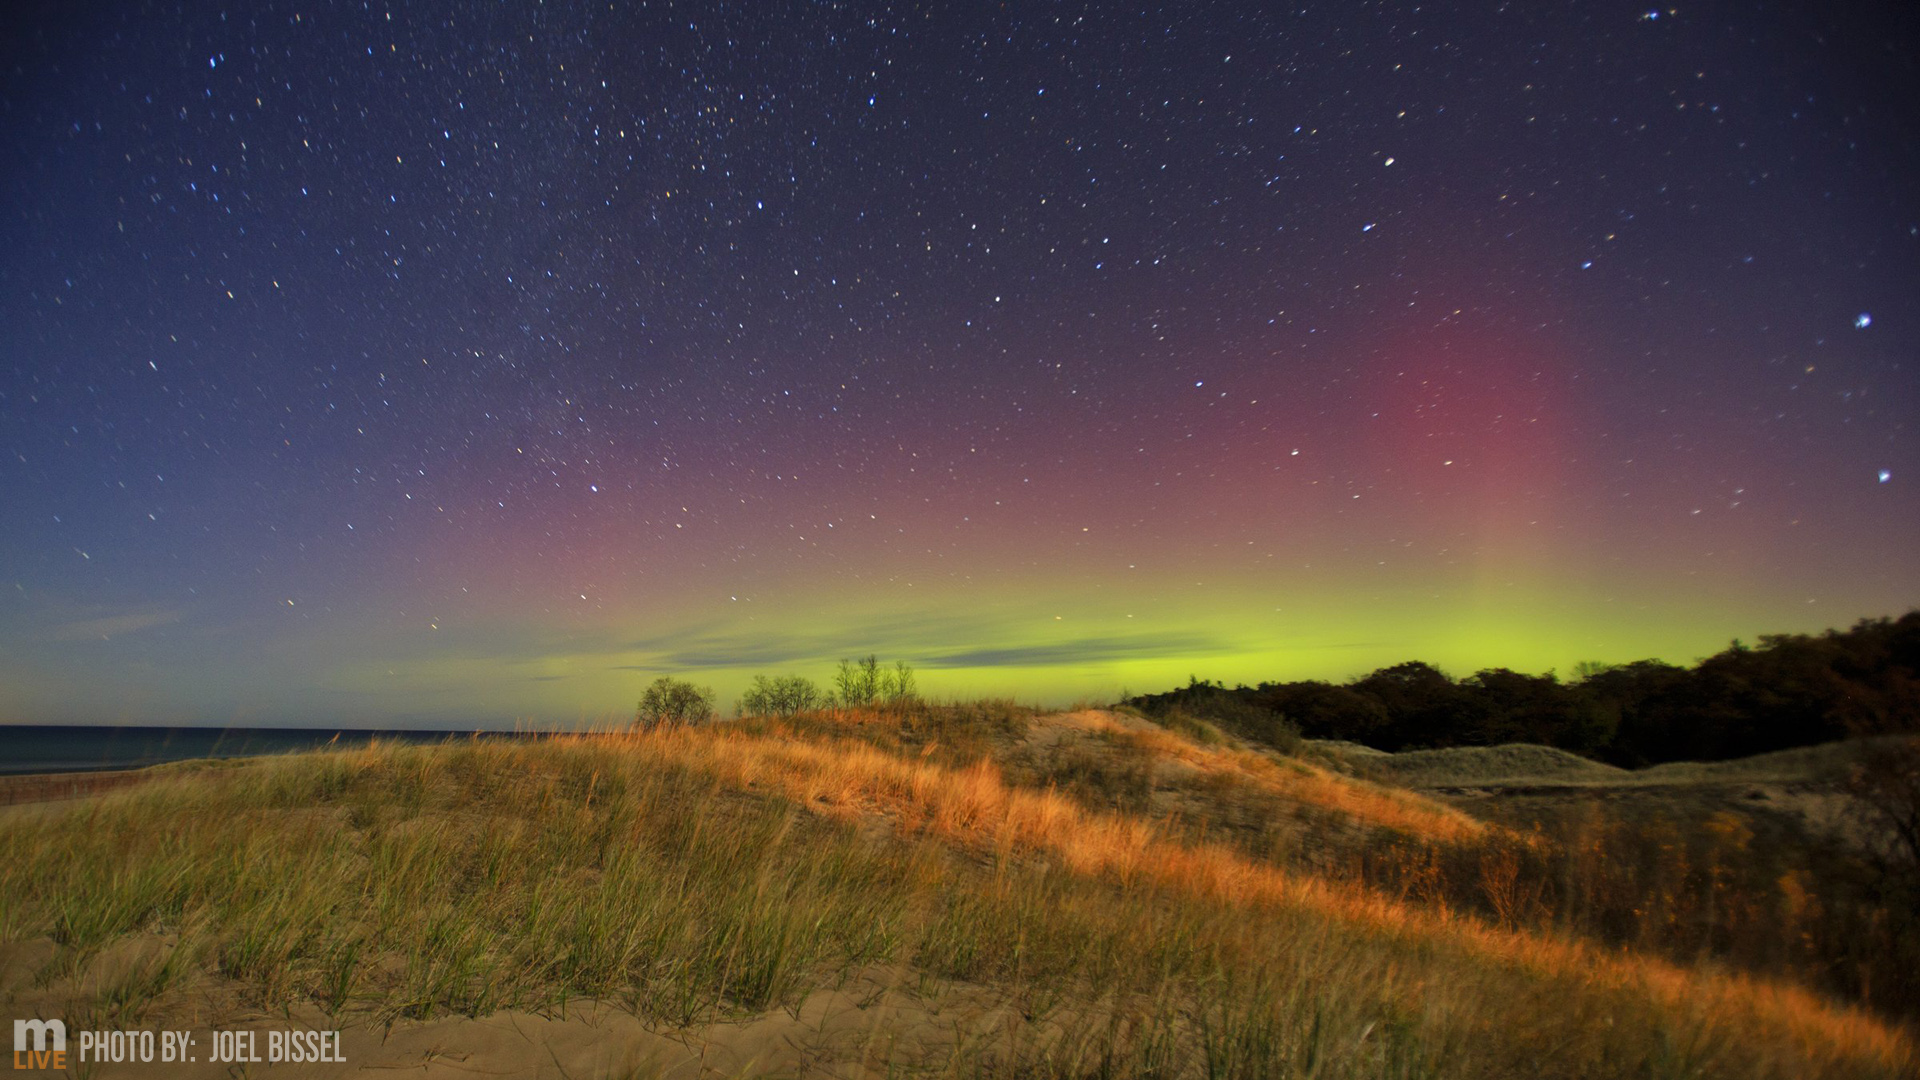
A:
[615, 611, 1021, 672]
[921, 633, 1226, 669]
[51, 610, 183, 642]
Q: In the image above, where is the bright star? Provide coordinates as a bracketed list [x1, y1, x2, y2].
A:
[1855, 313, 1872, 329]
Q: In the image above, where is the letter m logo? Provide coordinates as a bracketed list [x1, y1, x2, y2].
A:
[13, 1019, 65, 1053]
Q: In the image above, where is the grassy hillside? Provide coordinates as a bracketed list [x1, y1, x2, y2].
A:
[0, 702, 1911, 1078]
[1327, 735, 1899, 791]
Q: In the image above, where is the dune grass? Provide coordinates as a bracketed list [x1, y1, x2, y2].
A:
[0, 708, 1911, 1078]
[1290, 731, 1920, 1016]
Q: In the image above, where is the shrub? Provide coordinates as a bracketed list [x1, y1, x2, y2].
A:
[635, 677, 716, 728]
[739, 675, 823, 717]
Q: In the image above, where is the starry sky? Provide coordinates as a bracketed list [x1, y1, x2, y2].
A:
[2, 1, 1915, 728]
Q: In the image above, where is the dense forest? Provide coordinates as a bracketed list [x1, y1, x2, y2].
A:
[1126, 612, 1920, 765]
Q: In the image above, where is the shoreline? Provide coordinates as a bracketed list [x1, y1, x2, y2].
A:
[0, 766, 160, 807]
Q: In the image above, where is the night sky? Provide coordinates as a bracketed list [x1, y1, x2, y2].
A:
[3, 2, 1915, 727]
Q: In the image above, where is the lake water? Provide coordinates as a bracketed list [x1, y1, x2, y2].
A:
[0, 725, 542, 775]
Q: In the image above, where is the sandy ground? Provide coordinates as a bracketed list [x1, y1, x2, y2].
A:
[3, 939, 1032, 1080]
[15, 993, 1000, 1080]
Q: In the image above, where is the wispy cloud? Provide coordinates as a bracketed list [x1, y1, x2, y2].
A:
[606, 611, 1021, 672]
[921, 633, 1226, 669]
[50, 609, 183, 642]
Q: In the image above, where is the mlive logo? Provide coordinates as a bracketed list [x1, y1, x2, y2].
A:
[12, 1020, 65, 1071]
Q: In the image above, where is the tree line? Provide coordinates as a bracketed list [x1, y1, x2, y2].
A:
[635, 655, 918, 727]
[1125, 612, 1920, 765]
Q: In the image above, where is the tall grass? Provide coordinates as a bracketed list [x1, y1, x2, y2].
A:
[1107, 700, 1920, 1022]
[1335, 787, 1920, 1021]
[0, 715, 1909, 1078]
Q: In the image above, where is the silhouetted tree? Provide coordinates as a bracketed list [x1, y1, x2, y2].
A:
[635, 677, 716, 728]
[832, 656, 918, 706]
[739, 674, 822, 717]
[1254, 681, 1390, 744]
[1123, 610, 1919, 764]
[834, 655, 883, 705]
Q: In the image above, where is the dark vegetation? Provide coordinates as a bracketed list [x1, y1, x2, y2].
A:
[737, 673, 823, 717]
[633, 676, 717, 728]
[1124, 613, 1920, 1023]
[1127, 612, 1920, 766]
[649, 657, 921, 726]
[1348, 767, 1920, 1022]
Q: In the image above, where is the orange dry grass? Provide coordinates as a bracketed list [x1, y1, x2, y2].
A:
[1070, 709, 1486, 843]
[585, 723, 1913, 1073]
